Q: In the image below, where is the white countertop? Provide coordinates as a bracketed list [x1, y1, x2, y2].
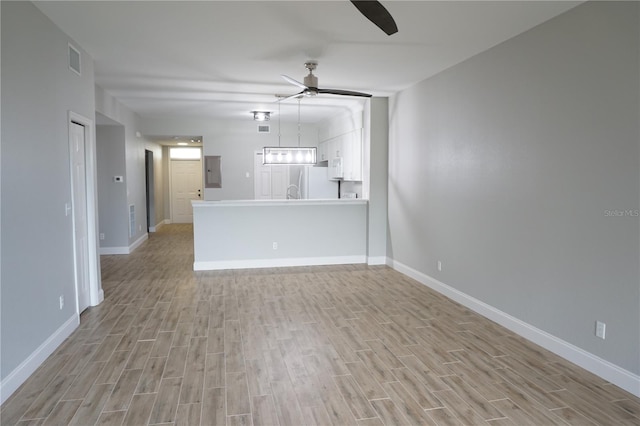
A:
[192, 199, 367, 207]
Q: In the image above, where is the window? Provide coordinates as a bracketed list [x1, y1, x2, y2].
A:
[170, 147, 201, 160]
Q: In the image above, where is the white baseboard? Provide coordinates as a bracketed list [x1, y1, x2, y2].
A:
[389, 259, 640, 398]
[367, 256, 388, 266]
[0, 315, 79, 404]
[100, 246, 129, 255]
[93, 288, 105, 306]
[149, 219, 168, 232]
[194, 255, 367, 271]
[100, 233, 148, 255]
[129, 233, 148, 252]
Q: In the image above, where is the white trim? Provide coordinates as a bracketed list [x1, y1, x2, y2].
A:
[129, 233, 148, 252]
[68, 111, 102, 308]
[149, 219, 168, 232]
[0, 315, 79, 404]
[99, 233, 148, 255]
[192, 199, 367, 208]
[367, 256, 388, 266]
[194, 255, 367, 271]
[389, 259, 640, 398]
[100, 247, 130, 255]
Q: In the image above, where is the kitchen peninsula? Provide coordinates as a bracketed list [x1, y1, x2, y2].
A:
[192, 199, 368, 271]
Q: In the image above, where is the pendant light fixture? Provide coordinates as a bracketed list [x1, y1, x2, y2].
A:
[263, 97, 317, 165]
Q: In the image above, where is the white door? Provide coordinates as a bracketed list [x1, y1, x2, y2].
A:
[253, 152, 289, 199]
[70, 122, 90, 313]
[171, 160, 202, 223]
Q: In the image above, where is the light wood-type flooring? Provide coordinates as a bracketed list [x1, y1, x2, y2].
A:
[2, 224, 639, 425]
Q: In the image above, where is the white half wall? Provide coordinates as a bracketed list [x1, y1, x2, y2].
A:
[193, 200, 368, 270]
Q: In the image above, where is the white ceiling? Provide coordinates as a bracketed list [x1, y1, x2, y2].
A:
[35, 1, 580, 125]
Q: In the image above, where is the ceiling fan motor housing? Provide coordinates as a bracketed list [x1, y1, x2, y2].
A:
[303, 62, 318, 95]
[303, 74, 319, 95]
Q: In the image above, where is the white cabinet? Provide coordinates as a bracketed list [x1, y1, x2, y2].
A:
[343, 131, 363, 181]
[322, 129, 362, 181]
[318, 140, 328, 162]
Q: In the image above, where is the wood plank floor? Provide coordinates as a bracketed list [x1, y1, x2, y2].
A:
[2, 224, 639, 425]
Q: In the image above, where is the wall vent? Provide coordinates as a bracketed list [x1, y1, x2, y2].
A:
[68, 44, 81, 75]
[257, 125, 270, 133]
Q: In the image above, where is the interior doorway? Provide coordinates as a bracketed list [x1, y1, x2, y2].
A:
[145, 150, 154, 232]
[68, 111, 102, 313]
[70, 121, 91, 313]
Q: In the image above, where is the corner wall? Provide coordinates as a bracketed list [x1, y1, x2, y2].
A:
[96, 121, 128, 248]
[388, 1, 639, 392]
[95, 86, 164, 248]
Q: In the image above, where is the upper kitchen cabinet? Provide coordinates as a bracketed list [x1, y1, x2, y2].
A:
[319, 128, 363, 181]
[318, 139, 329, 162]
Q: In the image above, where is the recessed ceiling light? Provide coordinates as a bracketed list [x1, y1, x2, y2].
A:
[177, 142, 188, 146]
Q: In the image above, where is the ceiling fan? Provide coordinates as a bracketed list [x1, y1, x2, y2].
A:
[350, 0, 398, 36]
[280, 62, 372, 101]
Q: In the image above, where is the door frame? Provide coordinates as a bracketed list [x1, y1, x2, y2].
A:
[145, 150, 154, 232]
[68, 111, 103, 312]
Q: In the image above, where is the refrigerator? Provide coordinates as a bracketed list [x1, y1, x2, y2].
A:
[299, 166, 339, 199]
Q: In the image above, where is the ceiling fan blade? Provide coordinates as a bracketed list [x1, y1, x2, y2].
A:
[318, 88, 372, 98]
[350, 1, 398, 36]
[276, 91, 305, 102]
[281, 74, 308, 90]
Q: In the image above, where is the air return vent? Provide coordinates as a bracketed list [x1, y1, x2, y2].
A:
[257, 125, 270, 133]
[68, 44, 81, 75]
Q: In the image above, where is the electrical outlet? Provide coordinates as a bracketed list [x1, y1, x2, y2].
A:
[272, 242, 278, 250]
[437, 260, 442, 272]
[59, 295, 64, 310]
[100, 233, 105, 240]
[595, 321, 606, 339]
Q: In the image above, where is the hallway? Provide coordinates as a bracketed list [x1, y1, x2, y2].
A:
[2, 224, 639, 425]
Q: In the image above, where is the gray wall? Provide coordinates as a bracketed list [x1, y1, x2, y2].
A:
[96, 86, 164, 243]
[193, 201, 367, 268]
[388, 1, 639, 374]
[142, 117, 318, 201]
[96, 121, 128, 247]
[1, 1, 96, 379]
[149, 145, 165, 228]
[364, 98, 389, 260]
